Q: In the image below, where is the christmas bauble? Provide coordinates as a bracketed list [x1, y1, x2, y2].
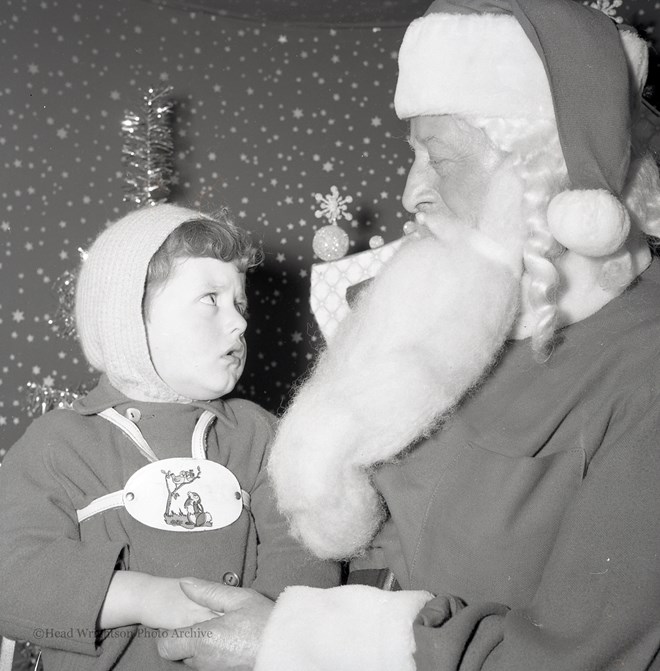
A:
[313, 224, 350, 261]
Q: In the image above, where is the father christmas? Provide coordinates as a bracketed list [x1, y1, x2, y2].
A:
[158, 1, 660, 669]
[267, 0, 660, 669]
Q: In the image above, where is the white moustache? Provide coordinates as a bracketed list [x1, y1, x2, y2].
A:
[269, 231, 521, 559]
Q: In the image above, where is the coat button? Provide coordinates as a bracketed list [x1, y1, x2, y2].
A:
[125, 408, 141, 422]
[222, 571, 240, 587]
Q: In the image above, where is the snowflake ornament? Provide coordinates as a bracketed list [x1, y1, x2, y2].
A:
[583, 0, 623, 23]
[314, 185, 353, 225]
[312, 185, 353, 261]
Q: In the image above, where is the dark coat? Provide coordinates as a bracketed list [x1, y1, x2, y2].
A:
[372, 259, 660, 670]
[0, 378, 340, 670]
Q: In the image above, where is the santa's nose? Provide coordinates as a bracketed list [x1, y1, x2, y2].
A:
[402, 160, 435, 214]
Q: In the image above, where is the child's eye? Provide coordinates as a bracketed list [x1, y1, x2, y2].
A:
[200, 293, 217, 306]
[236, 302, 249, 317]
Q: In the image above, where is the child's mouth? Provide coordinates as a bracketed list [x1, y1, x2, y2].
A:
[224, 346, 244, 363]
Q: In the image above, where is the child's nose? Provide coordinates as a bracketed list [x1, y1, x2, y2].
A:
[231, 309, 248, 335]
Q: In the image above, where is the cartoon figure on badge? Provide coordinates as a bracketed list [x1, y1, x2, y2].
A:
[183, 492, 213, 528]
[162, 465, 205, 528]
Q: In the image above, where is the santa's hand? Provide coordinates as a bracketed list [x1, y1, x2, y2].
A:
[157, 579, 274, 671]
[138, 576, 219, 630]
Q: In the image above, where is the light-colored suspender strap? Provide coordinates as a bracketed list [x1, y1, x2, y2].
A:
[194, 410, 251, 510]
[191, 411, 216, 460]
[98, 408, 158, 462]
[76, 490, 125, 523]
[0, 637, 15, 671]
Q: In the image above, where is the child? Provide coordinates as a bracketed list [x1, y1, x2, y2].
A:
[0, 204, 340, 670]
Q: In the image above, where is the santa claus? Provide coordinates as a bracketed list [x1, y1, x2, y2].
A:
[159, 1, 660, 669]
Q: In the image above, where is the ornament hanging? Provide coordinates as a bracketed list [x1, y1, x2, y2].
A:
[312, 185, 353, 261]
[121, 85, 176, 207]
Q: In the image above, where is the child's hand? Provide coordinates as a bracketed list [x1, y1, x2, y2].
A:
[138, 576, 220, 630]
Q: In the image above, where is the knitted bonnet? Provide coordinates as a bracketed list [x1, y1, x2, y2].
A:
[76, 204, 206, 403]
[394, 0, 649, 257]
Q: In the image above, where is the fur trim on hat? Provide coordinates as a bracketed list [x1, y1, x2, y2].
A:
[254, 585, 433, 671]
[621, 29, 649, 100]
[395, 13, 648, 124]
[394, 13, 553, 120]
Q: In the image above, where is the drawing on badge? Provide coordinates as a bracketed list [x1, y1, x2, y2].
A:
[162, 466, 212, 528]
[183, 491, 213, 528]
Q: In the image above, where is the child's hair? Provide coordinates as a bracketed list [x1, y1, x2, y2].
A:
[143, 206, 262, 314]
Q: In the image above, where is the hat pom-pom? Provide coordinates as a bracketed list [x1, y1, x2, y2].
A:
[547, 189, 630, 257]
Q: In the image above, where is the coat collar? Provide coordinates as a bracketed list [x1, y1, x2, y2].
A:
[72, 374, 238, 430]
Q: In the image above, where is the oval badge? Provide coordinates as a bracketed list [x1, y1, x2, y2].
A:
[123, 458, 244, 532]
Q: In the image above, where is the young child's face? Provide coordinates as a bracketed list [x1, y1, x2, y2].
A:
[145, 256, 248, 400]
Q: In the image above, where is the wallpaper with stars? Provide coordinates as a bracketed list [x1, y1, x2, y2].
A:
[0, 0, 658, 455]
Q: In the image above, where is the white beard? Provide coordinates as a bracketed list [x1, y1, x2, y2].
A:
[270, 161, 526, 560]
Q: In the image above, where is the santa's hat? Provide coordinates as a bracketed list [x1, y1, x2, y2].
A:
[394, 0, 649, 258]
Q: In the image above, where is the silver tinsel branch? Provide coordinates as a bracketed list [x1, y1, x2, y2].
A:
[47, 247, 88, 340]
[121, 85, 175, 206]
[24, 381, 85, 418]
[47, 269, 78, 339]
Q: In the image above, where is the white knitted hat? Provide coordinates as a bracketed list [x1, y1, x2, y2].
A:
[394, 0, 649, 258]
[76, 203, 206, 402]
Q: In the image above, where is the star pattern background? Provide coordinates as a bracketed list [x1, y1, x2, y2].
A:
[0, 0, 658, 455]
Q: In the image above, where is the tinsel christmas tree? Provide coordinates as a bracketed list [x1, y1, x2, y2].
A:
[121, 85, 175, 207]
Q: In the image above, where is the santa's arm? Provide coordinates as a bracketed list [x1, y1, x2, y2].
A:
[409, 395, 660, 671]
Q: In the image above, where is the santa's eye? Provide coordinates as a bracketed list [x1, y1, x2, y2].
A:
[429, 154, 454, 172]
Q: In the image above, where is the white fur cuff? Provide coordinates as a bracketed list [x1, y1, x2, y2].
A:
[254, 585, 434, 671]
[394, 13, 553, 120]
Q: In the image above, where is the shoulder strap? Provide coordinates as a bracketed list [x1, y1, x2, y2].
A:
[191, 410, 216, 460]
[99, 408, 217, 461]
[76, 490, 125, 523]
[97, 408, 158, 462]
